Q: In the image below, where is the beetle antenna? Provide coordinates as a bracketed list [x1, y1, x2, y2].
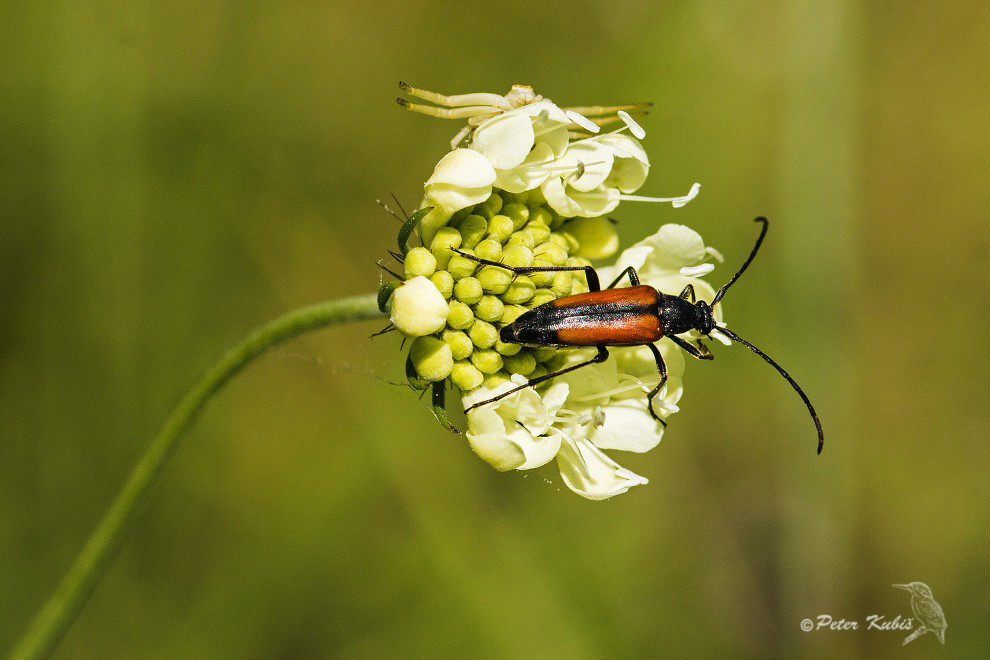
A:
[712, 217, 769, 307]
[716, 325, 824, 454]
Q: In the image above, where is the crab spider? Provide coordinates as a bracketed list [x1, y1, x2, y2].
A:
[397, 82, 651, 149]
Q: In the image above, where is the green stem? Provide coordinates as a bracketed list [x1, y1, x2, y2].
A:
[10, 294, 383, 660]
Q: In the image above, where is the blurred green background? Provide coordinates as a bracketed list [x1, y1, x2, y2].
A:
[2, 1, 988, 657]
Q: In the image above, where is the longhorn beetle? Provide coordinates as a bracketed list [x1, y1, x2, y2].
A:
[455, 217, 824, 454]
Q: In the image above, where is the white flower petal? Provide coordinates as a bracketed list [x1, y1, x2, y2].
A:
[494, 142, 554, 194]
[425, 148, 497, 189]
[466, 405, 507, 436]
[555, 432, 649, 500]
[424, 183, 489, 216]
[609, 245, 652, 276]
[501, 381, 567, 437]
[611, 343, 685, 401]
[634, 223, 709, 271]
[467, 430, 527, 471]
[464, 377, 568, 471]
[557, 351, 618, 407]
[531, 114, 570, 158]
[557, 142, 613, 192]
[541, 176, 583, 217]
[514, 99, 570, 124]
[423, 149, 495, 219]
[590, 397, 663, 453]
[470, 113, 535, 170]
[514, 428, 564, 470]
[566, 185, 620, 217]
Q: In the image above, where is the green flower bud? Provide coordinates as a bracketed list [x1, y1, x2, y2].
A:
[565, 257, 593, 292]
[446, 300, 475, 329]
[534, 242, 567, 266]
[543, 354, 567, 372]
[468, 319, 498, 349]
[533, 346, 559, 363]
[477, 265, 512, 295]
[474, 238, 502, 262]
[547, 232, 569, 249]
[503, 351, 537, 376]
[526, 187, 546, 205]
[451, 206, 473, 224]
[563, 232, 582, 253]
[522, 221, 551, 245]
[505, 232, 535, 250]
[527, 258, 555, 287]
[566, 255, 592, 268]
[474, 193, 504, 219]
[529, 289, 556, 307]
[429, 270, 454, 299]
[564, 217, 618, 259]
[430, 226, 463, 269]
[447, 250, 478, 279]
[501, 245, 534, 269]
[459, 214, 488, 249]
[528, 206, 554, 229]
[453, 276, 484, 304]
[500, 305, 528, 325]
[551, 271, 573, 297]
[502, 202, 530, 230]
[410, 336, 453, 382]
[486, 214, 514, 243]
[528, 364, 548, 380]
[482, 371, 512, 390]
[494, 338, 522, 356]
[404, 247, 437, 279]
[470, 349, 504, 375]
[474, 294, 505, 322]
[451, 360, 484, 391]
[502, 275, 535, 305]
[442, 329, 474, 360]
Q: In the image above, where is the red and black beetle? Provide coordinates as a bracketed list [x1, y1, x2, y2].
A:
[457, 217, 824, 454]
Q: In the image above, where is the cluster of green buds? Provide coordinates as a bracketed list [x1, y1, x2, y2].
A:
[385, 187, 592, 397]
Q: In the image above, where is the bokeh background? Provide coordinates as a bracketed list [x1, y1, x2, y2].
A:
[2, 1, 988, 657]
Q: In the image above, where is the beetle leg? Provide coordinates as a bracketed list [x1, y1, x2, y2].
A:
[678, 284, 696, 302]
[451, 248, 601, 291]
[605, 266, 641, 289]
[464, 347, 610, 414]
[669, 335, 714, 360]
[645, 343, 669, 425]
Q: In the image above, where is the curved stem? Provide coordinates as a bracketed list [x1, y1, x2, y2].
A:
[10, 294, 383, 660]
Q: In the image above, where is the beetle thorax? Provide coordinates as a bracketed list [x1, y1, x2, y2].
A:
[658, 294, 714, 336]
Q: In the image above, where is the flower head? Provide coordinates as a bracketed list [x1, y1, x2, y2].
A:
[384, 82, 714, 499]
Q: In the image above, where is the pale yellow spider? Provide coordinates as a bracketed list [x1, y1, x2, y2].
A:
[397, 82, 650, 149]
